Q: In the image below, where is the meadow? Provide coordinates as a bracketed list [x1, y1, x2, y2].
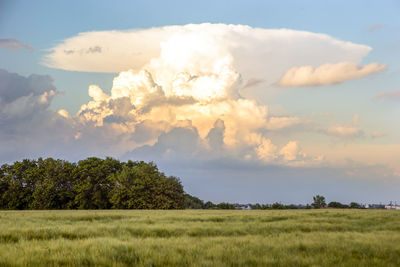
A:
[0, 209, 399, 266]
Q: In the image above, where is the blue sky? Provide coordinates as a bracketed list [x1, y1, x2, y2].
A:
[1, 0, 399, 204]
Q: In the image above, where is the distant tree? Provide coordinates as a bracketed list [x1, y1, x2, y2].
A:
[349, 202, 362, 209]
[185, 194, 204, 209]
[252, 203, 262, 209]
[261, 204, 270, 210]
[204, 201, 216, 209]
[271, 202, 285, 209]
[311, 195, 326, 209]
[328, 201, 348, 209]
[216, 202, 235, 209]
[285, 204, 299, 209]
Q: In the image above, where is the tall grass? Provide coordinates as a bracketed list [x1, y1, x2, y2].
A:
[0, 210, 399, 266]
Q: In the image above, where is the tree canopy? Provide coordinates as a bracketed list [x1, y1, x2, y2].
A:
[312, 195, 327, 209]
[0, 157, 185, 210]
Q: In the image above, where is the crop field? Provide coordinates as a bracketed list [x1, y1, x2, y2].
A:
[0, 210, 399, 266]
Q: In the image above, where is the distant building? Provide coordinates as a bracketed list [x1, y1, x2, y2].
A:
[384, 204, 400, 210]
[364, 204, 385, 209]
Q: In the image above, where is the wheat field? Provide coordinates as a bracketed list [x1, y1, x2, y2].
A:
[0, 209, 399, 266]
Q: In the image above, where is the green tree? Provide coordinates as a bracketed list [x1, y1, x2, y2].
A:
[204, 201, 216, 209]
[109, 162, 185, 209]
[311, 195, 326, 209]
[349, 202, 362, 209]
[271, 202, 285, 209]
[30, 158, 76, 209]
[73, 157, 122, 209]
[328, 201, 348, 209]
[0, 160, 37, 209]
[184, 194, 204, 209]
[252, 203, 262, 209]
[216, 202, 235, 209]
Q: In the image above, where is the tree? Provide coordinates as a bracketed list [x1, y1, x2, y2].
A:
[252, 203, 262, 209]
[109, 162, 185, 209]
[73, 157, 122, 209]
[185, 194, 204, 209]
[30, 158, 76, 209]
[0, 159, 37, 209]
[349, 202, 362, 209]
[216, 202, 235, 209]
[328, 201, 348, 209]
[311, 195, 326, 209]
[204, 201, 216, 209]
[271, 202, 285, 209]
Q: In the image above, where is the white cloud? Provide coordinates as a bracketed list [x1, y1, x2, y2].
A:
[279, 141, 306, 162]
[256, 138, 278, 162]
[278, 62, 386, 87]
[322, 114, 365, 140]
[75, 68, 268, 150]
[266, 116, 303, 130]
[325, 125, 364, 138]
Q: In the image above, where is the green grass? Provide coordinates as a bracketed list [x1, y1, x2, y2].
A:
[0, 210, 399, 266]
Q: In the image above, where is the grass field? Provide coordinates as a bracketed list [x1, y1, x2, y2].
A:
[0, 209, 399, 266]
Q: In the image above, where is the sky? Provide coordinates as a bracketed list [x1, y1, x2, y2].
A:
[1, 0, 400, 204]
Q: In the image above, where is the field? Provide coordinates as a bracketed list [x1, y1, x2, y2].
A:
[0, 210, 399, 266]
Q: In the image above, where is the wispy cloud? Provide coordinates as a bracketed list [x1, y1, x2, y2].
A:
[324, 115, 364, 139]
[371, 131, 387, 138]
[366, 24, 384, 32]
[278, 62, 386, 87]
[325, 125, 364, 138]
[375, 90, 400, 101]
[0, 38, 33, 50]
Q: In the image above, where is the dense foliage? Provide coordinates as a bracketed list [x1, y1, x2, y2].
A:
[0, 157, 185, 210]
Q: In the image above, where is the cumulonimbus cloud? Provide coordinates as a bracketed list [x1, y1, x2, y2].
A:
[278, 62, 386, 87]
[41, 23, 384, 165]
[5, 24, 384, 166]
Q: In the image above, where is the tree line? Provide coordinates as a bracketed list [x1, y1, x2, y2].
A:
[0, 157, 185, 209]
[185, 194, 364, 210]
